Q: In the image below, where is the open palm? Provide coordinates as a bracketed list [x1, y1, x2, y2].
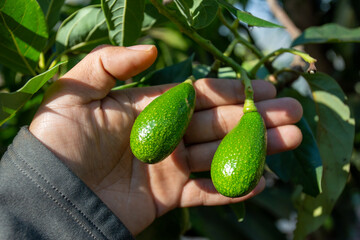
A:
[29, 45, 303, 235]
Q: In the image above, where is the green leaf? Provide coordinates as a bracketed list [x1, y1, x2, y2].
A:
[36, 0, 65, 30]
[278, 87, 318, 135]
[192, 64, 210, 79]
[174, 0, 219, 29]
[294, 73, 355, 239]
[142, 3, 168, 31]
[250, 187, 295, 219]
[101, 0, 145, 46]
[0, 62, 65, 126]
[0, 0, 48, 75]
[267, 117, 323, 197]
[191, 0, 218, 29]
[190, 206, 245, 240]
[216, 0, 283, 28]
[56, 5, 111, 55]
[0, 65, 18, 92]
[291, 23, 360, 46]
[173, 0, 192, 26]
[137, 208, 190, 240]
[190, 205, 286, 240]
[140, 54, 194, 86]
[112, 55, 194, 90]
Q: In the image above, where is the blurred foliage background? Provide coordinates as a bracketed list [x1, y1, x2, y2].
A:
[0, 0, 359, 239]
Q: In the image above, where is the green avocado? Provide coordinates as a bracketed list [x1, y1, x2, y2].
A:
[130, 79, 196, 164]
[210, 108, 267, 198]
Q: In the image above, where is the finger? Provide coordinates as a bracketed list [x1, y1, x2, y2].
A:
[184, 97, 302, 144]
[193, 78, 276, 110]
[180, 177, 265, 207]
[120, 79, 276, 117]
[186, 125, 303, 172]
[44, 45, 157, 105]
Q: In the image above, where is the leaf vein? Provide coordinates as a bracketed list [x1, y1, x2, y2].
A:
[85, 18, 106, 42]
[113, 22, 123, 28]
[112, 6, 125, 12]
[109, 0, 117, 9]
[111, 15, 124, 21]
[0, 10, 36, 75]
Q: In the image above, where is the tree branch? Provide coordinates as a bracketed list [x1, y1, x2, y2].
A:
[266, 0, 305, 67]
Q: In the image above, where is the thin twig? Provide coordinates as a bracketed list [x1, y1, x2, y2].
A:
[249, 48, 317, 77]
[208, 38, 240, 78]
[218, 9, 264, 59]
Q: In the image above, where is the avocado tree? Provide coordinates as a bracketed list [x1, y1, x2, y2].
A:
[0, 0, 358, 239]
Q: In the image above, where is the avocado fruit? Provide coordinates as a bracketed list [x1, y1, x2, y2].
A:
[210, 110, 267, 198]
[130, 79, 196, 164]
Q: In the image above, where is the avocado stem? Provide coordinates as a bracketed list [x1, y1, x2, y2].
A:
[184, 76, 196, 85]
[243, 98, 257, 113]
[237, 70, 258, 113]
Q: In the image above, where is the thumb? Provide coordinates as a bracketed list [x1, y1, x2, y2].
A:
[45, 45, 157, 104]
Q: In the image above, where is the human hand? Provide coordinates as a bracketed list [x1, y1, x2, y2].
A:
[29, 45, 303, 235]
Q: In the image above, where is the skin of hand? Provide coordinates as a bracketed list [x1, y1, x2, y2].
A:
[29, 45, 303, 235]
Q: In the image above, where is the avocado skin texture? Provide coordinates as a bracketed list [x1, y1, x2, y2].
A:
[130, 81, 196, 164]
[211, 111, 267, 197]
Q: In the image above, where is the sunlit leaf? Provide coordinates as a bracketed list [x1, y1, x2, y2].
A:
[292, 23, 360, 46]
[0, 0, 48, 75]
[56, 5, 110, 55]
[101, 0, 145, 46]
[0, 62, 65, 126]
[294, 73, 355, 239]
[216, 0, 283, 28]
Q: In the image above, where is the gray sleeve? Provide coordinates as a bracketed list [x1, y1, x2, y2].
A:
[0, 127, 134, 240]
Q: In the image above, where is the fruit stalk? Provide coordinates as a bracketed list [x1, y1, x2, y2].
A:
[211, 70, 267, 198]
[238, 69, 257, 113]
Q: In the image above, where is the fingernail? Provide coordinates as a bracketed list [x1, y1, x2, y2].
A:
[126, 45, 154, 51]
